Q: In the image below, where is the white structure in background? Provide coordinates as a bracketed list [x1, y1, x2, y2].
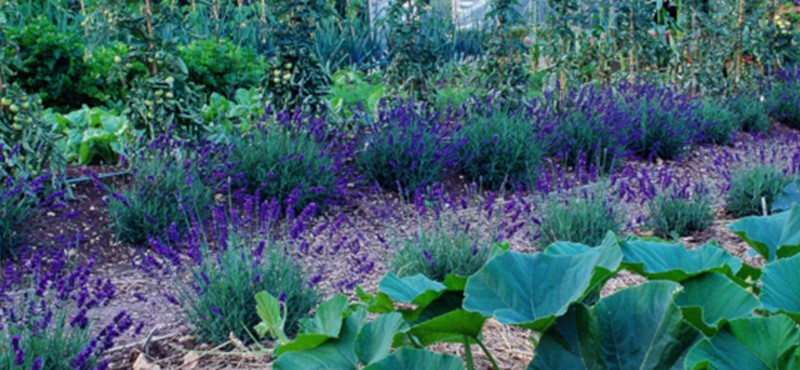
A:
[368, 0, 548, 29]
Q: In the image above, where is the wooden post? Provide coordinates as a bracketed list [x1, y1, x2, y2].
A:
[629, 5, 635, 82]
[735, 0, 744, 87]
[144, 0, 157, 76]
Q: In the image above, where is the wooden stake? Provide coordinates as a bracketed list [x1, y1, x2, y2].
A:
[144, 0, 157, 76]
[736, 0, 744, 87]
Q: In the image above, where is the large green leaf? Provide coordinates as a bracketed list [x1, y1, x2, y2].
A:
[529, 281, 700, 370]
[254, 291, 287, 343]
[772, 179, 800, 213]
[355, 312, 408, 366]
[404, 309, 486, 347]
[273, 308, 367, 370]
[674, 273, 760, 335]
[378, 273, 447, 308]
[275, 295, 350, 356]
[362, 348, 464, 370]
[464, 242, 622, 332]
[544, 231, 623, 294]
[761, 253, 800, 322]
[620, 240, 741, 281]
[684, 316, 800, 370]
[729, 204, 800, 261]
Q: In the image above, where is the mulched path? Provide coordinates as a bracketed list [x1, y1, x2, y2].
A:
[11, 122, 800, 369]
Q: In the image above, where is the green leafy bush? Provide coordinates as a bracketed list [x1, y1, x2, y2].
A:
[3, 17, 89, 110]
[82, 41, 148, 106]
[180, 231, 319, 343]
[537, 190, 622, 247]
[107, 150, 215, 245]
[698, 99, 740, 145]
[202, 88, 264, 139]
[46, 106, 130, 165]
[767, 69, 800, 129]
[179, 38, 265, 98]
[1, 84, 64, 181]
[727, 94, 770, 134]
[328, 69, 385, 118]
[726, 164, 793, 218]
[455, 111, 543, 189]
[390, 228, 491, 282]
[647, 183, 715, 238]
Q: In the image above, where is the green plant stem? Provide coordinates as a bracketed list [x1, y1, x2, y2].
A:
[475, 337, 500, 370]
[463, 335, 475, 370]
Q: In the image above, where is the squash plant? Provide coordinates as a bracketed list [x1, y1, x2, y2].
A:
[255, 204, 800, 369]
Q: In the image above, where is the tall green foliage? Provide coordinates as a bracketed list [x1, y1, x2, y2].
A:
[481, 0, 530, 102]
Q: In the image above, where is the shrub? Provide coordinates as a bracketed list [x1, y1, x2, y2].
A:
[0, 177, 43, 257]
[619, 81, 702, 160]
[698, 99, 740, 145]
[3, 17, 89, 110]
[727, 94, 770, 134]
[1, 84, 64, 181]
[544, 86, 634, 172]
[390, 228, 492, 282]
[456, 110, 543, 189]
[166, 230, 319, 343]
[179, 38, 265, 98]
[647, 182, 715, 238]
[82, 41, 148, 106]
[766, 68, 800, 129]
[1, 246, 132, 369]
[537, 189, 622, 247]
[228, 120, 349, 212]
[726, 164, 793, 218]
[107, 142, 217, 245]
[357, 103, 459, 192]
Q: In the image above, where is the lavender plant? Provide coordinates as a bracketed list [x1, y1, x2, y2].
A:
[140, 201, 320, 344]
[647, 181, 715, 238]
[727, 94, 770, 134]
[357, 102, 460, 193]
[455, 109, 544, 189]
[726, 164, 794, 217]
[228, 114, 350, 213]
[537, 188, 622, 247]
[0, 176, 44, 257]
[767, 68, 800, 129]
[0, 244, 133, 369]
[698, 99, 740, 145]
[106, 136, 219, 245]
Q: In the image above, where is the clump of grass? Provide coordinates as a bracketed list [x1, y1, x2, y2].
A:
[455, 110, 544, 189]
[537, 189, 622, 247]
[648, 182, 715, 238]
[728, 94, 770, 134]
[726, 164, 793, 217]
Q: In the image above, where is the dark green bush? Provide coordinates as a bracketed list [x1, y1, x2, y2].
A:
[538, 190, 622, 247]
[0, 178, 37, 257]
[767, 70, 800, 129]
[82, 41, 148, 105]
[179, 38, 265, 98]
[455, 111, 543, 189]
[3, 17, 89, 110]
[390, 227, 491, 282]
[647, 183, 715, 238]
[107, 151, 215, 245]
[726, 164, 794, 218]
[182, 233, 319, 343]
[728, 94, 770, 134]
[699, 99, 740, 145]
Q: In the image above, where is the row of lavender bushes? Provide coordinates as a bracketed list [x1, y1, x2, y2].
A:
[1, 73, 800, 368]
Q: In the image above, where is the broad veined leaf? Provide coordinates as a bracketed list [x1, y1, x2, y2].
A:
[674, 273, 760, 335]
[620, 240, 741, 281]
[761, 253, 800, 322]
[404, 309, 486, 347]
[362, 348, 465, 370]
[355, 312, 408, 366]
[464, 243, 621, 332]
[729, 204, 800, 261]
[274, 295, 350, 356]
[684, 316, 800, 370]
[378, 273, 447, 309]
[529, 281, 700, 370]
[273, 308, 367, 370]
[254, 291, 287, 342]
[544, 231, 622, 292]
[772, 179, 800, 213]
